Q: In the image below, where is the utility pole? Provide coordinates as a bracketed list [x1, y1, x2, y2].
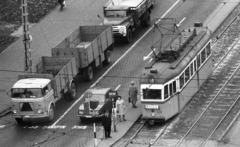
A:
[21, 0, 32, 72]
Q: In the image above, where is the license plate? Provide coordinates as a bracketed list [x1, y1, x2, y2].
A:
[24, 115, 30, 118]
[145, 105, 159, 109]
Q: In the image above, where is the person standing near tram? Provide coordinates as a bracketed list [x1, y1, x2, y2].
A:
[129, 81, 138, 108]
[116, 96, 126, 121]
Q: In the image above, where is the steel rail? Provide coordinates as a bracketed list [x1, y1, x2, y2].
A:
[175, 39, 240, 147]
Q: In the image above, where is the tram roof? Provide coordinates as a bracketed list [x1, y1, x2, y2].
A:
[141, 27, 212, 84]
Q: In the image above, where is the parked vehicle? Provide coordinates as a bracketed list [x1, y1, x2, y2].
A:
[78, 88, 118, 121]
[101, 0, 155, 43]
[9, 26, 114, 124]
[140, 19, 213, 124]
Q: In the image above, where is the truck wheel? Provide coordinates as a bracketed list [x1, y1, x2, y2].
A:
[103, 50, 111, 65]
[15, 118, 23, 124]
[125, 28, 132, 43]
[141, 12, 151, 27]
[68, 82, 77, 99]
[84, 66, 93, 81]
[47, 105, 54, 122]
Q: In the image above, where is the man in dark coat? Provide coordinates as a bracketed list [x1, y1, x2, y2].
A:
[102, 110, 112, 139]
[129, 81, 138, 108]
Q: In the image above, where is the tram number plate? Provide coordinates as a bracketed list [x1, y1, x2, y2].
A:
[145, 105, 159, 109]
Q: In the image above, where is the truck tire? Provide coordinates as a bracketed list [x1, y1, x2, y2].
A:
[68, 81, 77, 99]
[47, 105, 54, 122]
[103, 50, 111, 65]
[15, 118, 23, 124]
[141, 12, 151, 27]
[84, 66, 93, 81]
[125, 28, 132, 43]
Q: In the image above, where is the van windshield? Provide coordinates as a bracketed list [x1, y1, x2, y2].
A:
[11, 88, 43, 98]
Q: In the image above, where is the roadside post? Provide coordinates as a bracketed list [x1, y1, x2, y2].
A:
[109, 90, 118, 132]
[89, 91, 99, 147]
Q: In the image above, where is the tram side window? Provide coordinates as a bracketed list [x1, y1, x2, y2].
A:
[185, 67, 190, 82]
[164, 85, 169, 99]
[197, 54, 201, 69]
[169, 83, 173, 96]
[206, 42, 211, 57]
[190, 63, 194, 77]
[180, 73, 184, 89]
[173, 81, 176, 93]
[194, 60, 197, 72]
[201, 49, 206, 63]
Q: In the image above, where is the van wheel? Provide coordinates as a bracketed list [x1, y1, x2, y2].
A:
[103, 50, 111, 65]
[15, 118, 24, 125]
[68, 82, 77, 99]
[125, 28, 132, 43]
[47, 105, 54, 122]
[84, 66, 93, 82]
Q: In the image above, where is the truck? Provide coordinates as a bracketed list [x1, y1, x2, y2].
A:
[78, 88, 118, 121]
[101, 0, 156, 43]
[9, 25, 114, 124]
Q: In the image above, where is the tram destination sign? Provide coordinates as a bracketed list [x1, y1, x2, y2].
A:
[145, 104, 159, 109]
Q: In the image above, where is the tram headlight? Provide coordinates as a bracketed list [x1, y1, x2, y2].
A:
[151, 113, 155, 117]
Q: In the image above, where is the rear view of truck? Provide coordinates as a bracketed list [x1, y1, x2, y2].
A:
[102, 0, 155, 43]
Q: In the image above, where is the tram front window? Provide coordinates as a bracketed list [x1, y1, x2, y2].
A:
[143, 89, 162, 100]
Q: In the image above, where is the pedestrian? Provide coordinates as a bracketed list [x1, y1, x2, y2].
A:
[116, 96, 126, 122]
[58, 0, 66, 11]
[101, 110, 112, 139]
[129, 81, 138, 108]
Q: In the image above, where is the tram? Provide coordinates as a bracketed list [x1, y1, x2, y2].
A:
[140, 19, 213, 124]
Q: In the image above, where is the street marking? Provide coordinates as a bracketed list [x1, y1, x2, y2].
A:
[177, 17, 186, 27]
[43, 125, 66, 129]
[72, 125, 87, 129]
[115, 85, 121, 91]
[52, 0, 181, 126]
[0, 125, 5, 129]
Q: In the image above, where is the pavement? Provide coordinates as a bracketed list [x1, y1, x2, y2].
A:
[1, 0, 240, 147]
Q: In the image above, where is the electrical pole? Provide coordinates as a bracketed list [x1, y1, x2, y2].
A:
[21, 0, 32, 73]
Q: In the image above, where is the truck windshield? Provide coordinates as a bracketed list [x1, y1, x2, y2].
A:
[106, 10, 127, 17]
[142, 89, 162, 100]
[11, 88, 43, 98]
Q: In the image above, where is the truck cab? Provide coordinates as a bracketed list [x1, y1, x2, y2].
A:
[103, 5, 134, 38]
[10, 78, 55, 124]
[78, 88, 118, 121]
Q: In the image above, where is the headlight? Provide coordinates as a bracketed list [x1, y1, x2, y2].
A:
[78, 111, 83, 115]
[151, 113, 155, 117]
[95, 111, 99, 115]
[38, 110, 42, 114]
[119, 26, 126, 36]
[12, 110, 17, 114]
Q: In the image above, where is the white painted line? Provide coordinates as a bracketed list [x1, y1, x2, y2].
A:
[115, 85, 121, 91]
[52, 0, 181, 126]
[177, 17, 186, 27]
[0, 125, 5, 129]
